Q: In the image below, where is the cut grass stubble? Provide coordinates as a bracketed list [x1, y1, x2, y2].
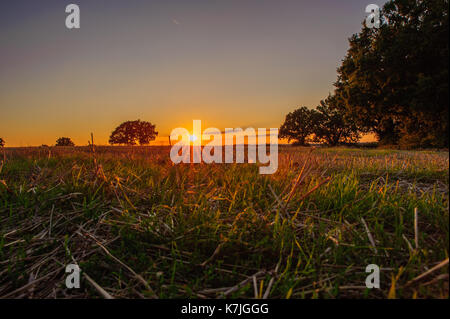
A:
[0, 146, 448, 298]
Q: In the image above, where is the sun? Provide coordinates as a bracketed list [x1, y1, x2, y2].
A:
[189, 134, 198, 142]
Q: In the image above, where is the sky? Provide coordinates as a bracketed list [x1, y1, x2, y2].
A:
[0, 0, 384, 146]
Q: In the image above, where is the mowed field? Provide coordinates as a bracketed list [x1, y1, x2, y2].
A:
[0, 146, 448, 298]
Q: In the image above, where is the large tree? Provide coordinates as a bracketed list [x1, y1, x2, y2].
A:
[0, 137, 4, 147]
[279, 107, 317, 146]
[333, 0, 449, 147]
[312, 96, 360, 146]
[109, 120, 158, 146]
[55, 137, 75, 146]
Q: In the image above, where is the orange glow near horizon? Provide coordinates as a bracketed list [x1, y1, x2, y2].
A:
[0, 2, 384, 147]
[0, 129, 377, 147]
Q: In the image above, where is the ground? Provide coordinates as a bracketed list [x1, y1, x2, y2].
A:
[0, 146, 448, 298]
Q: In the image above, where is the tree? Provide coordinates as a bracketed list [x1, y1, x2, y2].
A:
[279, 107, 317, 146]
[312, 96, 360, 146]
[109, 120, 158, 146]
[0, 137, 4, 147]
[55, 137, 75, 146]
[333, 0, 449, 147]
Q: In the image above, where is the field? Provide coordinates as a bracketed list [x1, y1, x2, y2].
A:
[0, 146, 448, 299]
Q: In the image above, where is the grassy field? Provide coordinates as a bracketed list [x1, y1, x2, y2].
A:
[0, 146, 448, 299]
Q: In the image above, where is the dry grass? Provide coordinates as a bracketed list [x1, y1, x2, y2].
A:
[0, 146, 448, 298]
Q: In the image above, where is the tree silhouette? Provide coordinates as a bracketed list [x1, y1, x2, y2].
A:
[0, 137, 4, 147]
[280, 101, 360, 147]
[55, 137, 75, 146]
[333, 0, 448, 147]
[312, 96, 360, 146]
[109, 120, 158, 145]
[279, 107, 316, 146]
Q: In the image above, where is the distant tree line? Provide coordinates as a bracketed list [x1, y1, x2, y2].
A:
[40, 120, 158, 147]
[281, 0, 449, 148]
[4, 120, 158, 148]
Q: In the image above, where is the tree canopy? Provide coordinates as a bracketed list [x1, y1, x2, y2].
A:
[279, 100, 360, 146]
[279, 107, 316, 146]
[312, 96, 360, 146]
[109, 120, 158, 146]
[55, 137, 75, 146]
[333, 0, 449, 147]
[0, 137, 4, 147]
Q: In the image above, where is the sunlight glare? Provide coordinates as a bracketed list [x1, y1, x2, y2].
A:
[189, 134, 198, 142]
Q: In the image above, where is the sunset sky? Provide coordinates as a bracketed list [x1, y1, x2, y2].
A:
[0, 0, 383, 146]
